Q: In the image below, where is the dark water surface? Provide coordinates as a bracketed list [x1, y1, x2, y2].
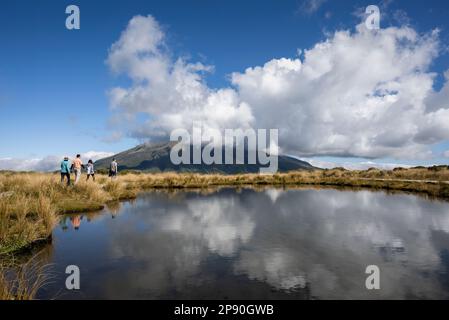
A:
[35, 187, 449, 299]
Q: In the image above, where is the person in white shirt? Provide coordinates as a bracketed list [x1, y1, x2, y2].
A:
[86, 159, 95, 181]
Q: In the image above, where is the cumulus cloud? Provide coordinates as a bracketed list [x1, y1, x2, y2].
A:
[0, 151, 114, 172]
[107, 15, 253, 141]
[303, 158, 412, 170]
[107, 15, 449, 161]
[0, 156, 61, 172]
[82, 151, 115, 162]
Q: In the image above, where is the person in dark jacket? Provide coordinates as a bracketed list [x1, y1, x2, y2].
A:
[60, 157, 71, 186]
[109, 158, 118, 179]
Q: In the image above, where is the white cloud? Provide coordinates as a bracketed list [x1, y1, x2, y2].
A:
[0, 156, 60, 172]
[298, 0, 327, 14]
[82, 151, 115, 162]
[303, 158, 412, 170]
[107, 15, 449, 161]
[444, 150, 449, 158]
[107, 15, 253, 141]
[0, 151, 114, 172]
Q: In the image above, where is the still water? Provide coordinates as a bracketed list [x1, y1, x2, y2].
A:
[34, 187, 449, 299]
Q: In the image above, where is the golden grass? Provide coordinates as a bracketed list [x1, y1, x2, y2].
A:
[115, 168, 449, 196]
[0, 172, 137, 255]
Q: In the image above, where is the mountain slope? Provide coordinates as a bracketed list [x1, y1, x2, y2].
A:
[95, 142, 318, 173]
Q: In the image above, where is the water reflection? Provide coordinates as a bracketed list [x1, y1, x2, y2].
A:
[106, 201, 122, 219]
[0, 243, 54, 299]
[35, 188, 449, 299]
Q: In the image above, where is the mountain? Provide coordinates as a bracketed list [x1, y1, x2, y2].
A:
[94, 142, 318, 174]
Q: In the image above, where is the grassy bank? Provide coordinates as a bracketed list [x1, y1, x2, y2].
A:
[1, 167, 449, 256]
[0, 245, 52, 300]
[0, 172, 137, 255]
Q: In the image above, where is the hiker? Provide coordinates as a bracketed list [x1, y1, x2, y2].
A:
[72, 154, 84, 185]
[109, 158, 118, 179]
[86, 159, 95, 181]
[60, 156, 71, 186]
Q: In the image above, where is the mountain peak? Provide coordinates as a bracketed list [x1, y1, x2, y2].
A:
[95, 142, 317, 173]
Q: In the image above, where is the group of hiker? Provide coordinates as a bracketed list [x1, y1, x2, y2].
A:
[60, 154, 118, 186]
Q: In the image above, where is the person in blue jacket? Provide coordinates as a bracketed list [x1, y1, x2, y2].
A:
[60, 156, 71, 186]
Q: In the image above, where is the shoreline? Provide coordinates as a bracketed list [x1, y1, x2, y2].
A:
[1, 168, 449, 255]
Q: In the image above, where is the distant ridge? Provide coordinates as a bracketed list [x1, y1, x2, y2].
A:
[95, 142, 318, 174]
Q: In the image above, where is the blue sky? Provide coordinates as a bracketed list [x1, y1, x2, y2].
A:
[1, 0, 449, 170]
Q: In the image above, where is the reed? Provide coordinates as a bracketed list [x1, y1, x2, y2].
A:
[0, 249, 53, 300]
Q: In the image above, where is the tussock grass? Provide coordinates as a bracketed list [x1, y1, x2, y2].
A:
[0, 173, 136, 255]
[0, 248, 53, 300]
[116, 167, 449, 196]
